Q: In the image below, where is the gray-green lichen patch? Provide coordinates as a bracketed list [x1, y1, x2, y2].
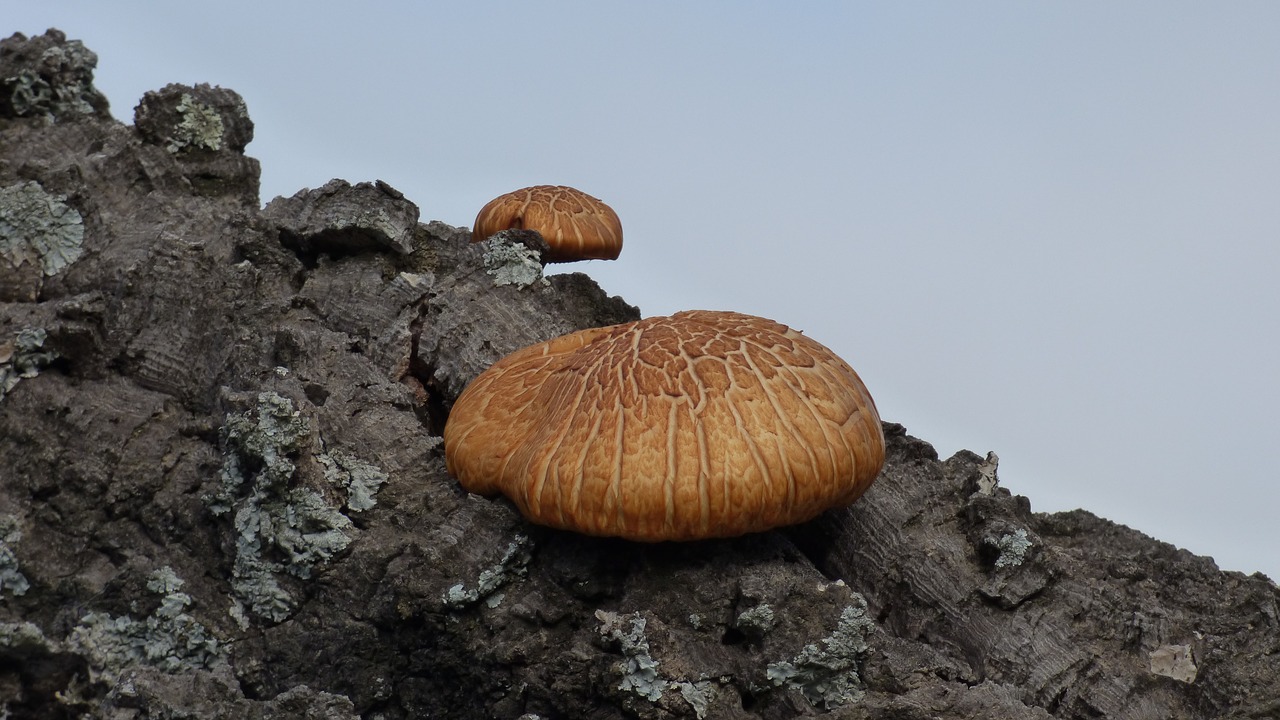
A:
[596, 610, 666, 702]
[442, 534, 533, 609]
[69, 567, 226, 681]
[133, 83, 253, 158]
[167, 93, 225, 154]
[482, 237, 547, 288]
[318, 449, 389, 512]
[2, 38, 104, 119]
[675, 680, 714, 720]
[4, 70, 55, 117]
[0, 621, 49, 652]
[0, 515, 30, 598]
[993, 528, 1033, 569]
[595, 611, 716, 716]
[208, 392, 352, 623]
[766, 596, 875, 709]
[0, 180, 85, 276]
[735, 603, 777, 636]
[208, 392, 311, 512]
[0, 328, 61, 402]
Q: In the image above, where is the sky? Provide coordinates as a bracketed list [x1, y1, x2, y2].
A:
[8, 3, 1279, 581]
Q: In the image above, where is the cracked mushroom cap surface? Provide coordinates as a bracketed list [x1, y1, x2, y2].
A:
[471, 185, 623, 262]
[443, 310, 885, 541]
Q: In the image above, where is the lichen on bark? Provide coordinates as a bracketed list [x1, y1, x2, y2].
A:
[0, 181, 84, 276]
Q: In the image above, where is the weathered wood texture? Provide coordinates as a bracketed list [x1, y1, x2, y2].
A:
[2, 30, 1277, 719]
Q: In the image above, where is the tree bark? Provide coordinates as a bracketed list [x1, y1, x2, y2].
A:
[2, 30, 1277, 720]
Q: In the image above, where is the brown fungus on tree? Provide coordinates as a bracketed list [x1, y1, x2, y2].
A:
[443, 310, 885, 542]
[471, 185, 623, 263]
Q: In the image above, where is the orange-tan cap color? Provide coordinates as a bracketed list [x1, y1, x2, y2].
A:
[444, 310, 884, 541]
[471, 185, 623, 263]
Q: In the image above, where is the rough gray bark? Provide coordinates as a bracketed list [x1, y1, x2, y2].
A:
[2, 30, 1277, 719]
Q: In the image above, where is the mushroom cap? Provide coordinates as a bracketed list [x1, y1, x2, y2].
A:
[444, 310, 884, 542]
[471, 185, 623, 263]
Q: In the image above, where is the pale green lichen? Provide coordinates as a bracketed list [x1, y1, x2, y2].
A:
[596, 610, 665, 702]
[208, 391, 311, 514]
[69, 567, 225, 681]
[167, 93, 225, 153]
[208, 392, 352, 623]
[1, 328, 61, 403]
[766, 597, 875, 708]
[0, 515, 30, 598]
[0, 181, 85, 276]
[0, 621, 48, 651]
[442, 534, 533, 609]
[5, 71, 52, 116]
[237, 487, 351, 577]
[676, 680, 714, 719]
[226, 485, 351, 623]
[596, 610, 715, 716]
[3, 41, 101, 118]
[482, 237, 547, 288]
[147, 566, 184, 595]
[735, 603, 776, 635]
[39, 42, 100, 115]
[994, 528, 1032, 569]
[318, 449, 389, 512]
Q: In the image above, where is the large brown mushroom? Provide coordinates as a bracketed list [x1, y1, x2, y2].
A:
[444, 310, 884, 542]
[471, 185, 623, 263]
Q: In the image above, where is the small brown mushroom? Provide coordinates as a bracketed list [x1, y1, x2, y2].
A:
[471, 185, 623, 263]
[444, 310, 884, 542]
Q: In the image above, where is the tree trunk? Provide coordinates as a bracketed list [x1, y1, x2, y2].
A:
[2, 30, 1277, 720]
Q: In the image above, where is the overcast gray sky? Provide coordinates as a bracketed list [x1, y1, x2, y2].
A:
[9, 3, 1279, 580]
